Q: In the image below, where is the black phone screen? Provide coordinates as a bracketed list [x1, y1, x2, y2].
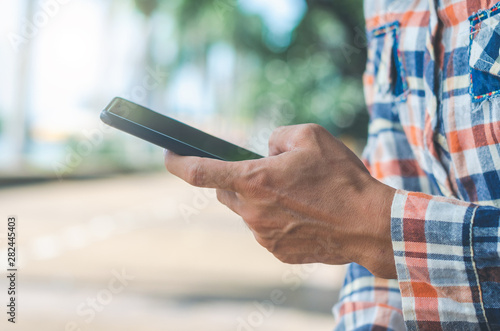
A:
[101, 97, 263, 162]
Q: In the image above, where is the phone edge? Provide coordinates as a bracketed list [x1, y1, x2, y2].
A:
[100, 110, 225, 160]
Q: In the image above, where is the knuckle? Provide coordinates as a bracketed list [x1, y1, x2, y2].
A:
[242, 166, 270, 197]
[243, 209, 267, 231]
[296, 123, 323, 139]
[293, 124, 329, 153]
[165, 161, 172, 172]
[186, 160, 205, 186]
[250, 219, 268, 234]
[253, 233, 276, 252]
[253, 230, 295, 264]
[269, 126, 290, 153]
[274, 252, 290, 264]
[164, 155, 174, 172]
[271, 126, 288, 139]
[216, 189, 225, 204]
[253, 234, 269, 250]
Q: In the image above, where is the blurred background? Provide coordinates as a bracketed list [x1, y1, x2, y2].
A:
[0, 0, 366, 330]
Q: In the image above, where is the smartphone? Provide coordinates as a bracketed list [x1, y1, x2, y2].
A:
[100, 97, 263, 162]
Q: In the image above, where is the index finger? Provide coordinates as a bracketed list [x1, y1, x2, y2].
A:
[164, 150, 240, 191]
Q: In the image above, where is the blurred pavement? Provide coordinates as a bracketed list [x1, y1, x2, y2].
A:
[0, 172, 344, 331]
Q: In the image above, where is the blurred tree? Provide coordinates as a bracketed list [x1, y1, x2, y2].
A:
[134, 0, 158, 16]
[134, 0, 368, 139]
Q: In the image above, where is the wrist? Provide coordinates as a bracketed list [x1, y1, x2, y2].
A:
[354, 178, 397, 279]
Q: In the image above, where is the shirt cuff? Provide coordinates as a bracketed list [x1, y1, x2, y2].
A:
[390, 190, 487, 328]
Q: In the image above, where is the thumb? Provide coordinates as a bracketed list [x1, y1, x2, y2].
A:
[268, 124, 320, 156]
[268, 126, 298, 156]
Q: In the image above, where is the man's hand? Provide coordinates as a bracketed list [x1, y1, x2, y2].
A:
[165, 124, 397, 279]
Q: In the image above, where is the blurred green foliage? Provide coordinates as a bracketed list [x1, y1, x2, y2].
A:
[2, 0, 369, 177]
[137, 0, 367, 138]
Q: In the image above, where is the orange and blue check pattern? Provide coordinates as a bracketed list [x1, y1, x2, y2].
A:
[333, 1, 500, 330]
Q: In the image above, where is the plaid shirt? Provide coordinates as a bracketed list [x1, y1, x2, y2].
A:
[333, 1, 500, 330]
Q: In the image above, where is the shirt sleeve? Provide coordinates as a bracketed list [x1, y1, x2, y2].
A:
[391, 190, 500, 330]
[332, 263, 405, 330]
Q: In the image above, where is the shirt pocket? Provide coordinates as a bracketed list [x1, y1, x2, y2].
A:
[364, 21, 408, 106]
[469, 3, 500, 103]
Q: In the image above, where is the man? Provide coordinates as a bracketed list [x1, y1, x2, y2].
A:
[165, 0, 500, 329]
